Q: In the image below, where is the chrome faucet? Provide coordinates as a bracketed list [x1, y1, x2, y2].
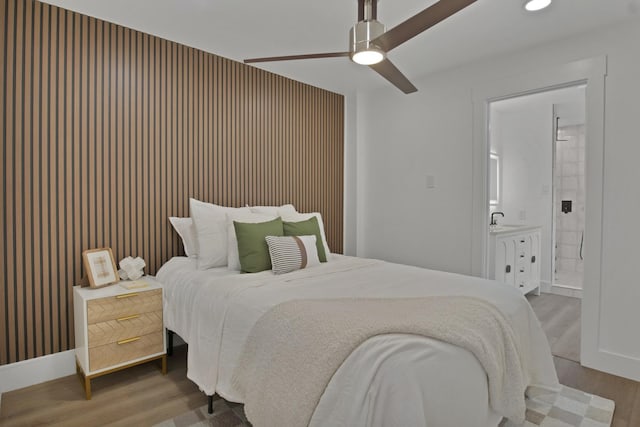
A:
[490, 211, 504, 226]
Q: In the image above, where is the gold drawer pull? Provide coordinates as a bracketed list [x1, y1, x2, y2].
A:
[116, 293, 139, 299]
[117, 336, 141, 345]
[116, 314, 140, 322]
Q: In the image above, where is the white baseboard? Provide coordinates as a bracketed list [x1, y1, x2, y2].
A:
[549, 285, 583, 298]
[540, 280, 552, 293]
[0, 350, 76, 399]
[1, 331, 183, 404]
[582, 348, 640, 383]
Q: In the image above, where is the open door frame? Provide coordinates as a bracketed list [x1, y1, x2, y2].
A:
[471, 56, 609, 375]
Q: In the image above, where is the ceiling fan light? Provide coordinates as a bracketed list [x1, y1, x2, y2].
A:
[523, 0, 552, 11]
[350, 19, 386, 66]
[351, 49, 385, 65]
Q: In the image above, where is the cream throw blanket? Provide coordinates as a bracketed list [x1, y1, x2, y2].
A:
[232, 296, 529, 427]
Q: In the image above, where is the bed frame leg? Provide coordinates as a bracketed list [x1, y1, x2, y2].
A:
[166, 329, 174, 356]
[207, 395, 214, 414]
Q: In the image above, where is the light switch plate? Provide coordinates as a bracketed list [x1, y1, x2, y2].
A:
[426, 175, 436, 189]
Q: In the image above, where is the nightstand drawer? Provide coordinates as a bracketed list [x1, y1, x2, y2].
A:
[87, 289, 162, 324]
[74, 278, 166, 400]
[88, 311, 163, 348]
[89, 331, 164, 371]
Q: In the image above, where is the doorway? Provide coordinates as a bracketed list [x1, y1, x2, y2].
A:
[486, 85, 585, 362]
[487, 85, 585, 296]
[471, 56, 607, 373]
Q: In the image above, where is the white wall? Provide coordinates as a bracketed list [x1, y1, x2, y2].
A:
[352, 18, 640, 380]
[356, 83, 474, 274]
[343, 95, 358, 256]
[491, 106, 554, 286]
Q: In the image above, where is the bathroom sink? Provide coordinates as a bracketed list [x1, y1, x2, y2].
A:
[490, 224, 539, 234]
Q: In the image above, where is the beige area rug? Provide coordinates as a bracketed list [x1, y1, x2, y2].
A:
[154, 397, 250, 427]
[501, 385, 615, 427]
[155, 385, 614, 427]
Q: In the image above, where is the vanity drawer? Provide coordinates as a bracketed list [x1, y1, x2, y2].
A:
[87, 289, 162, 324]
[490, 228, 541, 296]
[89, 331, 164, 371]
[516, 250, 528, 262]
[516, 261, 530, 289]
[88, 311, 163, 348]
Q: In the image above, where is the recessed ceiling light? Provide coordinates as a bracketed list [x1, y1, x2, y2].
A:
[524, 0, 552, 11]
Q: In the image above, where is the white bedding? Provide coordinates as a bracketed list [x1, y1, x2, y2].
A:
[157, 255, 559, 427]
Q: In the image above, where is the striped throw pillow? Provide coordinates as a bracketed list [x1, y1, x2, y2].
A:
[265, 235, 320, 275]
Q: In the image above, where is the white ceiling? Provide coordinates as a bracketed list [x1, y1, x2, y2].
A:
[42, 0, 640, 95]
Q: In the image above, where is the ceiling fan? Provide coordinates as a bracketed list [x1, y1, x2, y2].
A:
[244, 0, 477, 94]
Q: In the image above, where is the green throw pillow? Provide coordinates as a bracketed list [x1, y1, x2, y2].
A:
[234, 218, 284, 273]
[283, 216, 327, 262]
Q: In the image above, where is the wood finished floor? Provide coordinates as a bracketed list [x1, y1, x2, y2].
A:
[0, 346, 204, 427]
[1, 294, 639, 426]
[527, 292, 581, 362]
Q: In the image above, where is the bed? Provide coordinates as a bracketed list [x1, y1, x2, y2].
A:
[156, 254, 559, 427]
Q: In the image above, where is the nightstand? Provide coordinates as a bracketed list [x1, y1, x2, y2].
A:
[73, 277, 167, 399]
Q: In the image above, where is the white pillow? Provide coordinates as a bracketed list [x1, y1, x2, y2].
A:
[226, 212, 278, 271]
[266, 235, 320, 275]
[281, 212, 331, 259]
[249, 204, 297, 216]
[190, 198, 250, 270]
[169, 217, 198, 257]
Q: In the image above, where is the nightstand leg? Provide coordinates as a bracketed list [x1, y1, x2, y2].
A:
[76, 360, 92, 400]
[161, 355, 167, 375]
[84, 375, 92, 400]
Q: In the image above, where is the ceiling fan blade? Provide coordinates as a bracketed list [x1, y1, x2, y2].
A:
[244, 52, 350, 64]
[372, 0, 477, 52]
[369, 58, 417, 94]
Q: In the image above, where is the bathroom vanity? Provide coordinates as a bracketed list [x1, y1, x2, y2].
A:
[489, 225, 541, 295]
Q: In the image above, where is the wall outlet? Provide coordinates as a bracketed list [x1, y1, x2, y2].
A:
[519, 210, 527, 221]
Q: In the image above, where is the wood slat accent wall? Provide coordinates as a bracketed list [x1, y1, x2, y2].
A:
[0, 0, 344, 365]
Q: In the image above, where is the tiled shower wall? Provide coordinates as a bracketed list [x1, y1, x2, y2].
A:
[554, 125, 585, 287]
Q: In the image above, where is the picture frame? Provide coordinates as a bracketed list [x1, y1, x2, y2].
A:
[82, 248, 119, 288]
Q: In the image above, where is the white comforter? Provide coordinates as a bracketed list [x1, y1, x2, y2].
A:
[157, 255, 559, 427]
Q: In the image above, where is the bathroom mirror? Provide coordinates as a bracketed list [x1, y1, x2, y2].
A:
[489, 153, 500, 206]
